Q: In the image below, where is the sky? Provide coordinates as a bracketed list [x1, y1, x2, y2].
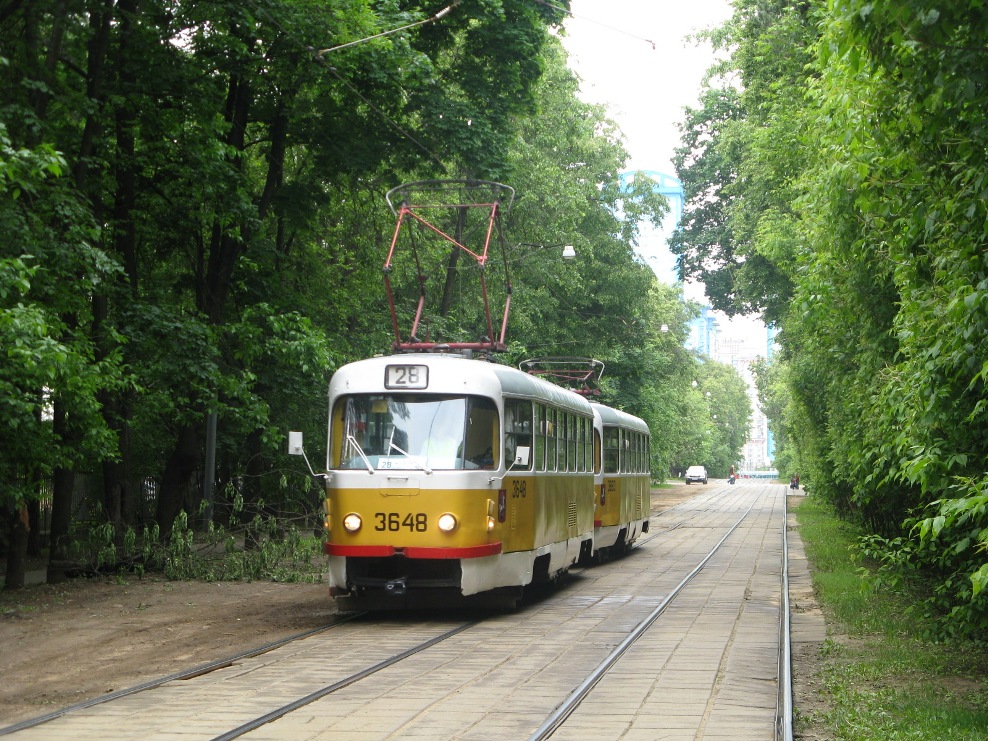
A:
[561, 0, 732, 176]
[560, 1, 769, 355]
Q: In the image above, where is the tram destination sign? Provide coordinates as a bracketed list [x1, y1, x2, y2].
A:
[385, 364, 429, 389]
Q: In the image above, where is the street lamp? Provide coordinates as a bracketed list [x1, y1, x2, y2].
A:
[516, 242, 577, 260]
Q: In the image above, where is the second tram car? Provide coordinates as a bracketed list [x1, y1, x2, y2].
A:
[320, 353, 598, 608]
[590, 403, 651, 561]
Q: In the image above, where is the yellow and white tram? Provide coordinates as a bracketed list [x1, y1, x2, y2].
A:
[590, 403, 651, 560]
[320, 353, 597, 608]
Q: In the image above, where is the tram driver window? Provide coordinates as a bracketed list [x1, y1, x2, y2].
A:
[504, 399, 533, 471]
[464, 397, 498, 469]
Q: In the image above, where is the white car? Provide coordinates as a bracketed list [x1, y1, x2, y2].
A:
[684, 465, 708, 485]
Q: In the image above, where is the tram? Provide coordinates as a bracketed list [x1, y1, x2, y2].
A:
[288, 180, 653, 608]
[315, 352, 597, 608]
[590, 403, 650, 561]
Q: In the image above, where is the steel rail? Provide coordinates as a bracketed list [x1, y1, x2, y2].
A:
[211, 619, 480, 741]
[527, 494, 760, 741]
[777, 491, 795, 741]
[0, 612, 367, 736]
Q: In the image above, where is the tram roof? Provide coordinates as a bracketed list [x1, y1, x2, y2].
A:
[591, 402, 650, 436]
[329, 353, 594, 415]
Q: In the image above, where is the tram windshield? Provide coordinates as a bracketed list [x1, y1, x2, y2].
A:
[332, 394, 499, 471]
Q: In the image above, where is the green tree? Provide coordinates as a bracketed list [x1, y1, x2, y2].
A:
[0, 123, 123, 588]
[679, 0, 988, 634]
[672, 0, 815, 323]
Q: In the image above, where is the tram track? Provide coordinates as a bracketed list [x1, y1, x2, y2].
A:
[0, 612, 369, 736]
[527, 493, 760, 740]
[2, 484, 794, 740]
[527, 485, 794, 740]
[212, 620, 480, 741]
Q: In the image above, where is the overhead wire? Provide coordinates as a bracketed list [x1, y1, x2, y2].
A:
[313, 3, 460, 55]
[531, 0, 657, 50]
[243, 0, 456, 172]
[316, 64, 449, 174]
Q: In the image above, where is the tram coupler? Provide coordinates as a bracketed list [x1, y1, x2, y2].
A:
[385, 577, 407, 596]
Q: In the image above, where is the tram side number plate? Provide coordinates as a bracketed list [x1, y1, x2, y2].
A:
[385, 364, 429, 389]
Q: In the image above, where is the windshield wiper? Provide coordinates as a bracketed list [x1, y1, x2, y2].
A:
[346, 434, 375, 474]
[389, 441, 432, 475]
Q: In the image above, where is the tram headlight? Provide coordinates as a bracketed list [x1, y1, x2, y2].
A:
[437, 513, 458, 532]
[342, 513, 362, 533]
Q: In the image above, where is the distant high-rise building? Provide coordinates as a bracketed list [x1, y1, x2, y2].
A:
[619, 170, 684, 284]
[687, 305, 718, 357]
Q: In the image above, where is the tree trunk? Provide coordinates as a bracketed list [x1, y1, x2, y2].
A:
[46, 0, 114, 578]
[47, 400, 74, 584]
[155, 423, 201, 538]
[242, 428, 266, 551]
[202, 69, 251, 325]
[26, 497, 41, 558]
[95, 0, 142, 532]
[439, 207, 469, 318]
[3, 504, 29, 590]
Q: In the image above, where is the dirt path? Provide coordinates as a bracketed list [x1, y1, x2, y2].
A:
[0, 577, 335, 725]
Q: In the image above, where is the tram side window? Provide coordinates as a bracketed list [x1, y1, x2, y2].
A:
[584, 419, 593, 473]
[565, 413, 575, 472]
[559, 411, 568, 471]
[570, 414, 577, 472]
[504, 399, 533, 470]
[577, 416, 585, 472]
[558, 413, 568, 472]
[534, 404, 546, 472]
[593, 428, 602, 475]
[603, 426, 620, 474]
[545, 407, 557, 471]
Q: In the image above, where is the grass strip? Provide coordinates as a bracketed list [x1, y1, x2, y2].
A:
[795, 495, 988, 740]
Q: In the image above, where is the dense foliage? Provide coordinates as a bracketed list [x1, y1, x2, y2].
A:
[675, 0, 988, 636]
[1, 1, 749, 588]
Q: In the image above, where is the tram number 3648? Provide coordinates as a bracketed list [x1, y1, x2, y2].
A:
[374, 513, 428, 532]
